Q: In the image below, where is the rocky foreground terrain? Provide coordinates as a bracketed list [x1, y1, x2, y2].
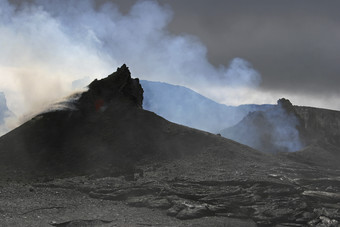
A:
[0, 65, 339, 226]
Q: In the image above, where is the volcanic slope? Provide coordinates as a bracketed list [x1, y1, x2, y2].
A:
[1, 65, 340, 226]
[0, 64, 272, 178]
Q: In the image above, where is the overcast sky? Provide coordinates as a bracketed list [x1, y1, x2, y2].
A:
[2, 0, 340, 114]
[113, 0, 340, 109]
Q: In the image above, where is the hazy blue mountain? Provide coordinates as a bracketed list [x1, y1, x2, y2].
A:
[141, 80, 272, 133]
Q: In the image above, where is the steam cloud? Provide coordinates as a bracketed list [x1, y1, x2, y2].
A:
[0, 0, 260, 128]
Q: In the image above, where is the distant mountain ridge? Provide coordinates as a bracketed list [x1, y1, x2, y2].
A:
[141, 80, 272, 133]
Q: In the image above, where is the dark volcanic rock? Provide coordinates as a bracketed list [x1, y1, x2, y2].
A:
[32, 165, 340, 226]
[277, 98, 294, 114]
[295, 106, 340, 139]
[78, 64, 143, 112]
[50, 219, 113, 227]
[282, 106, 340, 169]
[176, 205, 211, 220]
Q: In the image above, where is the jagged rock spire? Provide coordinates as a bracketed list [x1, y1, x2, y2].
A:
[77, 64, 144, 112]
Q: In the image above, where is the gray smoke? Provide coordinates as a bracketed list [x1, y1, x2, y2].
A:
[0, 0, 261, 130]
[221, 99, 304, 152]
[0, 92, 14, 135]
[264, 103, 303, 152]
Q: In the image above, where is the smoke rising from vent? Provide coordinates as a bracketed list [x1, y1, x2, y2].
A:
[220, 99, 304, 153]
[0, 0, 261, 126]
[264, 104, 304, 152]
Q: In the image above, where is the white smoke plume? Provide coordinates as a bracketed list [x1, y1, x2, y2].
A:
[0, 0, 261, 136]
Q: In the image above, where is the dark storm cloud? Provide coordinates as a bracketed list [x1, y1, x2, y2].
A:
[162, 0, 340, 95]
[8, 0, 340, 96]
